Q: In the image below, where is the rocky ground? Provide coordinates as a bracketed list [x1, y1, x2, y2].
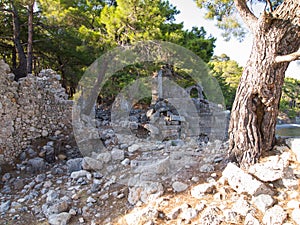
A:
[0, 126, 300, 225]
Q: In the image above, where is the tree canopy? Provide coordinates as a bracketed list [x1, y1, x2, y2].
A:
[0, 0, 217, 96]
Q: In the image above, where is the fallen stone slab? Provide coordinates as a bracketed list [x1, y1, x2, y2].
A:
[248, 155, 286, 182]
[222, 163, 274, 196]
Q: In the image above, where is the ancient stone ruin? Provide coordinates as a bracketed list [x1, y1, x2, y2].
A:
[0, 60, 73, 163]
[110, 68, 229, 142]
[1, 61, 300, 225]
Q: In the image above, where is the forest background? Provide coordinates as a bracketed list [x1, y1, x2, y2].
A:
[0, 0, 299, 118]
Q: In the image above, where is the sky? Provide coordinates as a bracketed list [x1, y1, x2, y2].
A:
[168, 0, 300, 79]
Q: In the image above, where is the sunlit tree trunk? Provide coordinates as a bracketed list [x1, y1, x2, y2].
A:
[228, 0, 300, 168]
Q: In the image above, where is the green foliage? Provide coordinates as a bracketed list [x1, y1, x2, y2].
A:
[0, 1, 28, 65]
[279, 77, 300, 119]
[195, 0, 283, 41]
[99, 0, 165, 47]
[209, 54, 243, 109]
[1, 0, 216, 102]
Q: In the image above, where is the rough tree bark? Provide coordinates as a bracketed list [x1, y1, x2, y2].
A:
[11, 1, 27, 80]
[228, 0, 300, 168]
[27, 1, 34, 74]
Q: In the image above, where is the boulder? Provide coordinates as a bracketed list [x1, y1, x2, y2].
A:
[27, 157, 46, 173]
[222, 163, 273, 196]
[82, 157, 103, 171]
[66, 158, 83, 173]
[48, 212, 71, 225]
[262, 205, 287, 225]
[111, 148, 125, 161]
[191, 183, 216, 199]
[248, 155, 286, 182]
[172, 181, 188, 192]
[286, 138, 300, 161]
[252, 194, 274, 212]
[292, 208, 300, 225]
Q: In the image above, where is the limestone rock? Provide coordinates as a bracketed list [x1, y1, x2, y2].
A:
[167, 207, 182, 220]
[124, 207, 158, 225]
[97, 152, 112, 163]
[248, 155, 286, 182]
[252, 194, 274, 212]
[132, 157, 170, 175]
[262, 205, 287, 225]
[66, 158, 83, 173]
[45, 200, 69, 216]
[292, 208, 300, 225]
[128, 182, 164, 205]
[285, 138, 300, 161]
[46, 190, 59, 203]
[198, 206, 222, 225]
[222, 163, 273, 196]
[191, 183, 216, 199]
[172, 181, 188, 192]
[232, 197, 251, 216]
[287, 200, 300, 209]
[0, 60, 10, 73]
[199, 164, 215, 172]
[82, 157, 103, 171]
[128, 144, 141, 153]
[0, 200, 11, 213]
[281, 177, 299, 190]
[223, 209, 243, 224]
[244, 213, 260, 225]
[48, 212, 71, 225]
[70, 170, 91, 180]
[111, 148, 125, 161]
[27, 157, 46, 173]
[180, 208, 198, 221]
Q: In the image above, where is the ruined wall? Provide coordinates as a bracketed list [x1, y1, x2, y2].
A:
[0, 60, 73, 163]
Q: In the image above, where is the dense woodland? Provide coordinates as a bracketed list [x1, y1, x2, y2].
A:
[0, 0, 298, 112]
[1, 0, 300, 167]
[0, 0, 216, 97]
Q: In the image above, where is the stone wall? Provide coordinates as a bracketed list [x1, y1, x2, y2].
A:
[0, 60, 73, 163]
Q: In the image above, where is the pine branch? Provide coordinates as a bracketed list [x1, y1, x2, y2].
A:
[275, 49, 300, 63]
[234, 0, 258, 32]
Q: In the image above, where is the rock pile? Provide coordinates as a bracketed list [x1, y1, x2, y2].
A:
[119, 145, 300, 225]
[0, 60, 73, 163]
[0, 134, 227, 224]
[0, 137, 299, 225]
[111, 99, 229, 141]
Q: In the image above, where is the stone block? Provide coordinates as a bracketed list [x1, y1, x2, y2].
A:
[222, 163, 273, 196]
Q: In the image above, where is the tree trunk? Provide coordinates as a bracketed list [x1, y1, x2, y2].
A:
[11, 1, 27, 80]
[27, 1, 34, 74]
[228, 1, 300, 168]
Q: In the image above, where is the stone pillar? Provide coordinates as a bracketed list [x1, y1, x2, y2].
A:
[151, 70, 163, 105]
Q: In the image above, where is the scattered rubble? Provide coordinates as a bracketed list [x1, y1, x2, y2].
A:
[0, 135, 299, 225]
